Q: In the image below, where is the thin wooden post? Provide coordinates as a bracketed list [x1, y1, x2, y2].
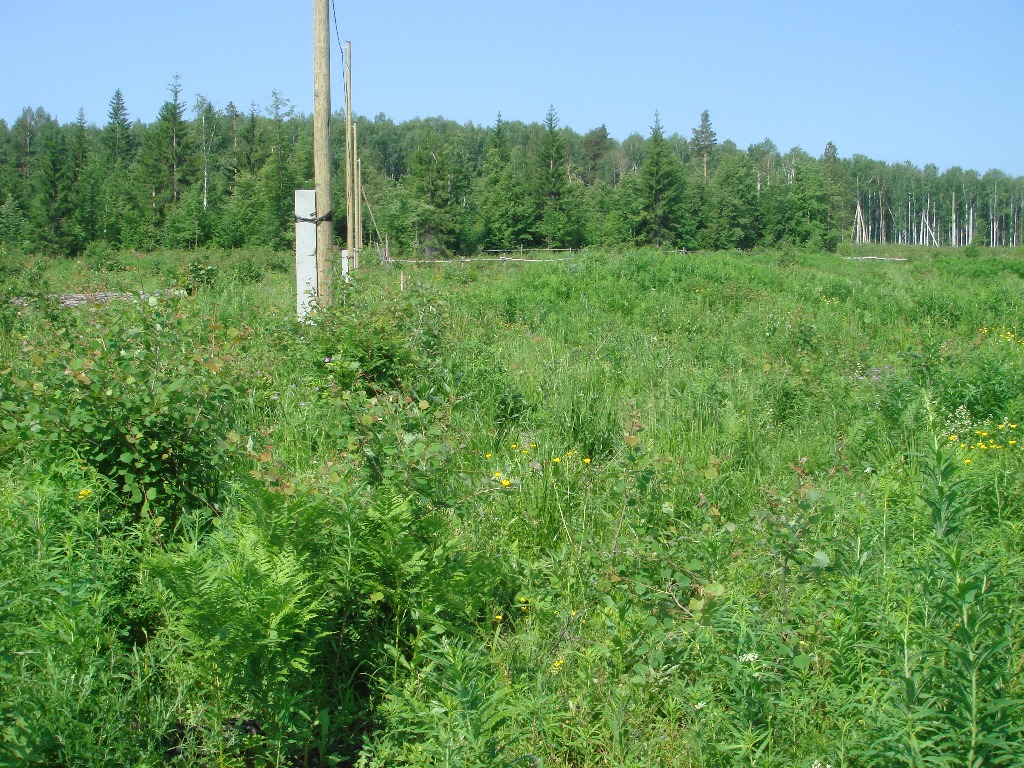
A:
[313, 0, 333, 305]
[354, 124, 362, 269]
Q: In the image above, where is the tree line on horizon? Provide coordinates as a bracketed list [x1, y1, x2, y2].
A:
[1, 79, 1022, 259]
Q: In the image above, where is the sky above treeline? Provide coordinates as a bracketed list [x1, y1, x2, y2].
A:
[4, 0, 1022, 176]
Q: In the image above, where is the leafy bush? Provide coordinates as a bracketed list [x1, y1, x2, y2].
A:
[2, 295, 237, 524]
[84, 240, 127, 273]
[231, 251, 265, 285]
[184, 258, 218, 293]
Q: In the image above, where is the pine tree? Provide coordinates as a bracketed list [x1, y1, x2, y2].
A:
[582, 124, 613, 185]
[140, 75, 192, 219]
[691, 109, 717, 180]
[637, 113, 686, 247]
[531, 105, 580, 247]
[103, 89, 135, 167]
[69, 109, 99, 248]
[476, 114, 531, 250]
[33, 131, 77, 254]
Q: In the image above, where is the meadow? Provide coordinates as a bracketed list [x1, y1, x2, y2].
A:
[1, 244, 1023, 767]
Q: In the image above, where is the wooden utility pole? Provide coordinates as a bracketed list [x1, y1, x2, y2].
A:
[345, 40, 354, 272]
[354, 124, 362, 268]
[313, 0, 333, 304]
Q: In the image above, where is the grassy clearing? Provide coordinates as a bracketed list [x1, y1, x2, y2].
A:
[1, 246, 1023, 766]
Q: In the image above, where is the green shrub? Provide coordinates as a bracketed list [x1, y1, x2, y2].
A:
[184, 259, 218, 293]
[231, 252, 264, 285]
[84, 241, 127, 273]
[2, 295, 238, 525]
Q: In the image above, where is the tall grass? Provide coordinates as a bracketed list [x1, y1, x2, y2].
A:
[1, 245, 1022, 765]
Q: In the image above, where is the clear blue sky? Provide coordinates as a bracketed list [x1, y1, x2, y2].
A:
[3, 0, 1022, 175]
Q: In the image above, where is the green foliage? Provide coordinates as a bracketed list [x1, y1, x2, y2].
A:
[184, 257, 219, 292]
[2, 295, 237, 522]
[83, 239, 126, 272]
[361, 639, 529, 767]
[149, 485, 330, 759]
[3, 247, 1024, 765]
[2, 92, 1022, 257]
[301, 278, 448, 393]
[637, 114, 686, 247]
[0, 464, 165, 766]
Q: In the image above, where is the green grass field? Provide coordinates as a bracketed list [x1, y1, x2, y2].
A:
[2, 246, 1023, 766]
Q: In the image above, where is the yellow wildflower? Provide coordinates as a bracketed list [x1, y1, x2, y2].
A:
[77, 489, 93, 499]
[493, 471, 502, 478]
[552, 456, 561, 463]
[583, 457, 592, 464]
[501, 479, 511, 487]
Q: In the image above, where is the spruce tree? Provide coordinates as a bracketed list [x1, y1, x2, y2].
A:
[582, 124, 613, 185]
[140, 75, 192, 219]
[33, 131, 77, 254]
[691, 109, 717, 180]
[103, 89, 135, 167]
[531, 105, 577, 247]
[476, 114, 530, 250]
[638, 113, 685, 247]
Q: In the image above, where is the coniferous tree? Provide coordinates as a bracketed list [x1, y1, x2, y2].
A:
[140, 75, 191, 219]
[103, 89, 135, 167]
[706, 151, 756, 249]
[33, 131, 77, 254]
[68, 109, 99, 249]
[581, 124, 613, 185]
[0, 118, 28, 250]
[476, 114, 531, 250]
[239, 103, 262, 176]
[265, 90, 296, 241]
[0, 194, 27, 249]
[691, 109, 717, 180]
[820, 141, 849, 250]
[637, 113, 686, 247]
[530, 106, 581, 247]
[0, 119, 10, 195]
[408, 129, 472, 256]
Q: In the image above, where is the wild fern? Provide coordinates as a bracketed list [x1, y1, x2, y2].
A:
[149, 489, 329, 759]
